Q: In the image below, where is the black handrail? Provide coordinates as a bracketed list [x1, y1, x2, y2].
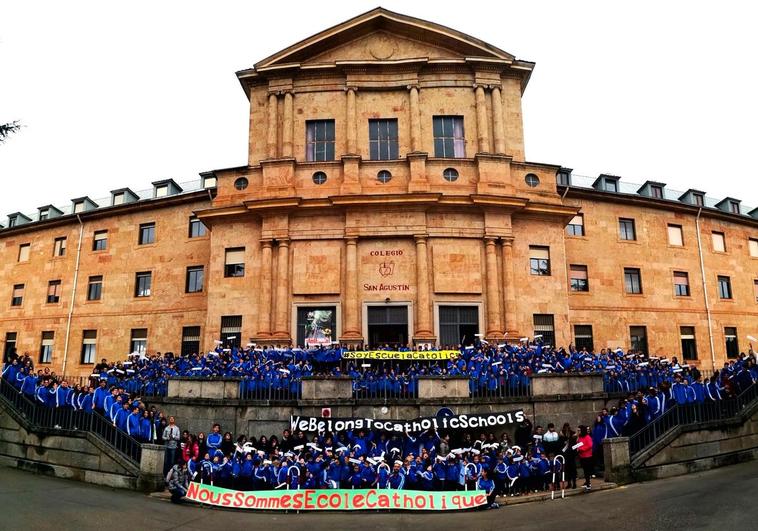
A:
[628, 383, 758, 459]
[0, 377, 141, 465]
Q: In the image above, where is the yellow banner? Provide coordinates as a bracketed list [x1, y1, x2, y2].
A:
[342, 350, 458, 360]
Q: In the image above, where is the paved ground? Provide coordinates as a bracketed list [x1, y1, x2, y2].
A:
[0, 462, 756, 531]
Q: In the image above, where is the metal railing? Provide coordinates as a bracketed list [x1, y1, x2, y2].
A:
[0, 377, 142, 465]
[239, 379, 302, 401]
[469, 379, 531, 399]
[628, 383, 758, 459]
[352, 379, 419, 400]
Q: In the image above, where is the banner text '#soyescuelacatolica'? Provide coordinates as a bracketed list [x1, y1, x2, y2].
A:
[185, 483, 487, 511]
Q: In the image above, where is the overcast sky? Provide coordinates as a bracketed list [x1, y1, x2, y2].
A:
[1, 0, 757, 219]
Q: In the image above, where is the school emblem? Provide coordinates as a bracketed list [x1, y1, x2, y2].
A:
[378, 260, 394, 277]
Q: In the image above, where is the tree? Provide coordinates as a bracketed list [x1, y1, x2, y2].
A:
[0, 121, 21, 144]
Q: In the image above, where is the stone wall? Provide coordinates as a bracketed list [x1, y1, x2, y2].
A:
[152, 375, 611, 438]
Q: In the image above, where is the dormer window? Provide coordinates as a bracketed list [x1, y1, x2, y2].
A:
[155, 185, 168, 198]
[604, 180, 617, 193]
[651, 185, 663, 199]
[557, 168, 572, 186]
[730, 201, 740, 214]
[39, 210, 49, 221]
[8, 217, 17, 228]
[113, 193, 124, 205]
[202, 174, 217, 189]
[73, 202, 85, 214]
[693, 193, 704, 206]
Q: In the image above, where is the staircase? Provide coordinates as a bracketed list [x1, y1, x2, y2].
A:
[0, 377, 142, 467]
[628, 383, 758, 467]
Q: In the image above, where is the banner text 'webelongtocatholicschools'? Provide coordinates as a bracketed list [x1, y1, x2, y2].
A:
[185, 483, 487, 511]
[291, 409, 526, 434]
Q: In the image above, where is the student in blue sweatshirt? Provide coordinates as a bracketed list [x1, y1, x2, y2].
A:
[93, 381, 109, 412]
[207, 423, 223, 451]
[140, 410, 153, 442]
[476, 470, 498, 509]
[126, 407, 142, 439]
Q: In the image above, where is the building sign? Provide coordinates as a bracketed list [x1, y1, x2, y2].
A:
[342, 350, 458, 360]
[362, 246, 412, 292]
[185, 483, 487, 511]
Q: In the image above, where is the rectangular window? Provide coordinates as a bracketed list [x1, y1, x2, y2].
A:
[185, 266, 204, 293]
[754, 279, 758, 303]
[181, 326, 201, 356]
[749, 238, 758, 258]
[566, 215, 585, 237]
[39, 210, 49, 221]
[725, 327, 739, 358]
[619, 218, 636, 241]
[730, 201, 740, 214]
[112, 193, 125, 206]
[630, 325, 648, 355]
[574, 325, 594, 352]
[188, 216, 207, 238]
[712, 231, 726, 252]
[47, 280, 61, 304]
[81, 330, 97, 364]
[135, 272, 152, 297]
[680, 326, 697, 360]
[202, 175, 217, 189]
[224, 247, 245, 277]
[533, 314, 555, 347]
[93, 230, 108, 251]
[368, 119, 399, 161]
[73, 202, 85, 214]
[667, 224, 683, 246]
[651, 185, 663, 199]
[3, 332, 17, 364]
[18, 243, 30, 262]
[220, 315, 242, 348]
[39, 331, 54, 364]
[11, 284, 24, 307]
[155, 185, 168, 198]
[569, 264, 589, 292]
[305, 120, 335, 162]
[605, 180, 618, 192]
[673, 271, 690, 297]
[529, 246, 551, 276]
[718, 275, 732, 299]
[87, 275, 103, 301]
[624, 268, 643, 294]
[130, 328, 148, 354]
[433, 116, 465, 158]
[139, 222, 155, 245]
[53, 237, 67, 257]
[693, 193, 704, 206]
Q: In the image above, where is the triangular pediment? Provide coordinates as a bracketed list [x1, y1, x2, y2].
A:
[304, 30, 465, 64]
[253, 7, 515, 69]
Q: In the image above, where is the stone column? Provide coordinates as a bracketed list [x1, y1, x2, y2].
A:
[346, 88, 357, 155]
[282, 91, 294, 158]
[414, 235, 433, 339]
[484, 237, 501, 338]
[273, 239, 290, 338]
[257, 240, 273, 337]
[475, 85, 490, 153]
[266, 93, 278, 159]
[501, 238, 517, 336]
[341, 237, 361, 340]
[409, 86, 421, 152]
[491, 86, 506, 154]
[603, 437, 632, 484]
[138, 443, 166, 492]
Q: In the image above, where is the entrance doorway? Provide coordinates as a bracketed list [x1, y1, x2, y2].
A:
[367, 305, 409, 347]
[438, 306, 479, 347]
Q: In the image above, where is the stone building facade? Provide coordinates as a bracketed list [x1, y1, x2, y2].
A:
[1, 8, 757, 375]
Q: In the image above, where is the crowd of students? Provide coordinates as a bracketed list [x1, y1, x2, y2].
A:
[163, 418, 595, 509]
[4, 339, 757, 403]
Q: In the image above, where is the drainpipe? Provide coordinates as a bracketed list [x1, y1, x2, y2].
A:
[695, 208, 716, 373]
[62, 215, 84, 375]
